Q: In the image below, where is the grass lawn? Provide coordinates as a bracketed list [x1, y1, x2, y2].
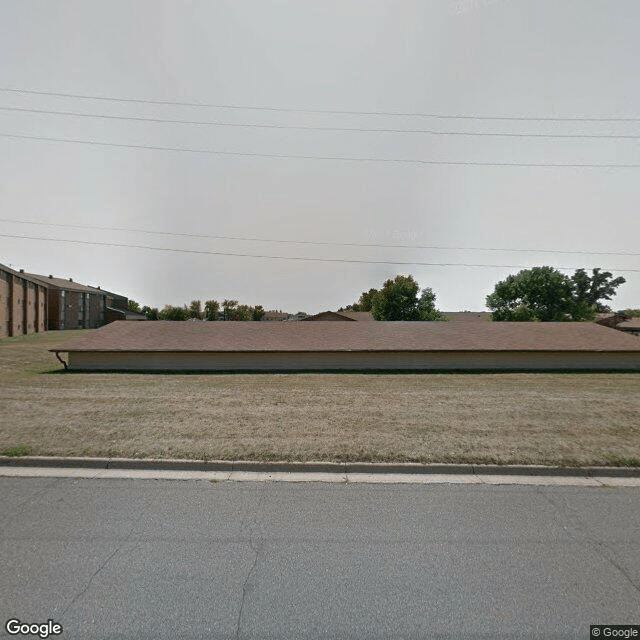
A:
[1, 330, 639, 466]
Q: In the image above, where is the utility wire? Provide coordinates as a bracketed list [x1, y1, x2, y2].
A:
[1, 218, 638, 257]
[1, 233, 638, 272]
[2, 86, 640, 122]
[3, 132, 640, 168]
[2, 105, 639, 139]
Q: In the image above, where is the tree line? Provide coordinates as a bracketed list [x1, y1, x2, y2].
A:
[127, 299, 265, 321]
[128, 266, 628, 323]
[342, 267, 626, 322]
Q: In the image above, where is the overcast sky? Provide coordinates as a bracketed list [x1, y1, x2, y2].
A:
[1, 0, 639, 313]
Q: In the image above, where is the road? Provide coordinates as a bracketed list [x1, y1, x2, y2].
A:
[1, 476, 639, 639]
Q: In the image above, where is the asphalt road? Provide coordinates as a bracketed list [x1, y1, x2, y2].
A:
[1, 477, 639, 639]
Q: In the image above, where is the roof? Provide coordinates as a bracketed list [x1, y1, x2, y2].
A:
[337, 311, 375, 321]
[303, 311, 375, 321]
[617, 318, 640, 329]
[23, 272, 102, 294]
[0, 264, 49, 288]
[51, 320, 640, 353]
[442, 312, 492, 323]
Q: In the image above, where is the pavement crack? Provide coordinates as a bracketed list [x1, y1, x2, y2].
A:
[60, 516, 141, 616]
[235, 483, 266, 640]
[537, 487, 640, 595]
[0, 478, 62, 532]
[591, 540, 640, 595]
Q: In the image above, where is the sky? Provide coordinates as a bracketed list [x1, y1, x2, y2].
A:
[1, 0, 639, 314]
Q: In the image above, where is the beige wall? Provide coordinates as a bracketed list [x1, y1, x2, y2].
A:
[66, 350, 640, 371]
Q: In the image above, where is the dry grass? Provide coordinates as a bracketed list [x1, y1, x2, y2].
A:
[1, 330, 639, 466]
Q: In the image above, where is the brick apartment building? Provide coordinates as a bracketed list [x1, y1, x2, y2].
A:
[1, 263, 133, 336]
[0, 264, 48, 337]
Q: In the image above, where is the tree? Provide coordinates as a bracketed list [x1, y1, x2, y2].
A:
[252, 305, 265, 321]
[370, 275, 444, 321]
[486, 266, 625, 321]
[127, 299, 141, 313]
[158, 305, 189, 321]
[571, 268, 626, 312]
[141, 305, 159, 320]
[188, 300, 203, 319]
[352, 288, 379, 312]
[222, 299, 238, 321]
[204, 299, 220, 321]
[417, 287, 445, 321]
[234, 304, 253, 321]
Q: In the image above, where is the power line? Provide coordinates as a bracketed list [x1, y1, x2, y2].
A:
[1, 218, 638, 257]
[1, 233, 638, 272]
[3, 132, 640, 168]
[2, 105, 640, 139]
[2, 86, 640, 122]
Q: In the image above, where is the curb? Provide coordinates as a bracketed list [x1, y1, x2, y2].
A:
[1, 456, 639, 478]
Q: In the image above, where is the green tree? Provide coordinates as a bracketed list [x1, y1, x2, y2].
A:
[486, 266, 622, 321]
[352, 288, 379, 312]
[417, 288, 445, 321]
[158, 305, 189, 321]
[188, 300, 203, 319]
[252, 305, 265, 321]
[571, 268, 626, 312]
[204, 299, 220, 321]
[371, 275, 444, 321]
[127, 299, 141, 313]
[235, 304, 253, 321]
[222, 299, 238, 321]
[141, 305, 159, 320]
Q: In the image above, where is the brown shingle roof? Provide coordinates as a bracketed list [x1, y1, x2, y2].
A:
[617, 318, 640, 329]
[338, 311, 375, 321]
[23, 272, 102, 294]
[51, 320, 640, 353]
[442, 312, 492, 323]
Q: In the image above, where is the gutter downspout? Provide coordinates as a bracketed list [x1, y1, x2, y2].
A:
[54, 351, 68, 370]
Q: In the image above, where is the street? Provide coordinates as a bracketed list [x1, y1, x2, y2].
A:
[1, 476, 639, 639]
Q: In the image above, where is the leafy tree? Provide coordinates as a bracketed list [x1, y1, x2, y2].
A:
[417, 287, 445, 321]
[234, 304, 253, 321]
[486, 267, 576, 321]
[141, 305, 159, 320]
[571, 268, 626, 312]
[252, 305, 265, 321]
[127, 299, 141, 313]
[222, 299, 238, 321]
[621, 308, 640, 318]
[486, 266, 625, 321]
[352, 288, 379, 312]
[204, 299, 220, 321]
[188, 300, 203, 319]
[158, 305, 189, 321]
[370, 275, 444, 321]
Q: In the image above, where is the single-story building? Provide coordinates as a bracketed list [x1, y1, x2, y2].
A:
[51, 320, 640, 371]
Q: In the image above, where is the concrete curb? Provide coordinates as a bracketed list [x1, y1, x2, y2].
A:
[1, 456, 639, 477]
